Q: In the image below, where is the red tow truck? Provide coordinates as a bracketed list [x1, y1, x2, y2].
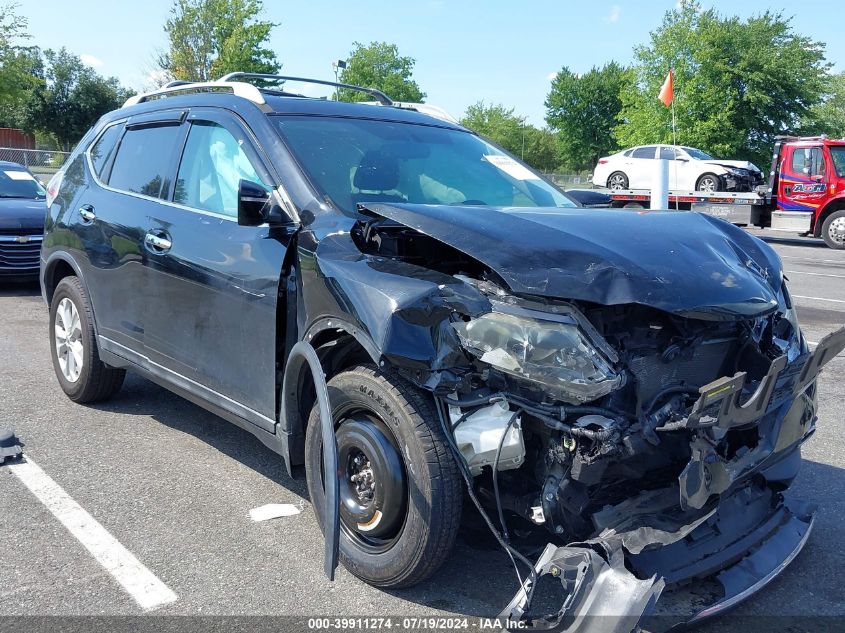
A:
[605, 136, 845, 249]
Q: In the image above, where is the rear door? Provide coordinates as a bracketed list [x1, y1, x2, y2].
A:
[628, 146, 658, 188]
[77, 112, 186, 355]
[141, 108, 293, 427]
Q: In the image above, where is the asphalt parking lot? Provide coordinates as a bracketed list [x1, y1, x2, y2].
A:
[2, 229, 844, 631]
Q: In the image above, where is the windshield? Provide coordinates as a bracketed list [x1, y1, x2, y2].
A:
[273, 116, 575, 213]
[829, 146, 845, 178]
[0, 167, 46, 199]
[683, 147, 714, 160]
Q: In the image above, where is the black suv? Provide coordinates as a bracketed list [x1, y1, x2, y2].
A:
[41, 74, 844, 628]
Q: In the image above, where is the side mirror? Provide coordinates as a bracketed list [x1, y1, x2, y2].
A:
[237, 179, 272, 226]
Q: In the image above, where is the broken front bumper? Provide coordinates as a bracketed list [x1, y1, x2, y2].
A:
[501, 486, 815, 632]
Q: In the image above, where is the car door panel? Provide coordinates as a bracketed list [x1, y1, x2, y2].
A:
[142, 110, 293, 423]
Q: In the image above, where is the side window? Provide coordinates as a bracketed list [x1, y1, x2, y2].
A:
[108, 124, 183, 198]
[659, 146, 678, 160]
[174, 121, 266, 217]
[632, 146, 656, 159]
[791, 147, 825, 177]
[89, 123, 122, 178]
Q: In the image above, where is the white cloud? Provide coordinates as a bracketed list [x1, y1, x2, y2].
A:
[142, 69, 172, 91]
[80, 54, 103, 68]
[605, 5, 621, 23]
[547, 71, 558, 81]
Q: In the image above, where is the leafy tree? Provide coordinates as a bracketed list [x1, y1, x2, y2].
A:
[803, 72, 845, 137]
[24, 49, 132, 150]
[616, 0, 829, 167]
[337, 42, 424, 102]
[545, 63, 631, 171]
[460, 102, 559, 172]
[159, 0, 279, 82]
[0, 3, 41, 128]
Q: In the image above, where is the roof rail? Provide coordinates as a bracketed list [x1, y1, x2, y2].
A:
[217, 72, 393, 106]
[122, 80, 268, 108]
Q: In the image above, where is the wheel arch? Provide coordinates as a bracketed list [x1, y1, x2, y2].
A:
[42, 252, 86, 305]
[280, 318, 381, 470]
[813, 195, 845, 237]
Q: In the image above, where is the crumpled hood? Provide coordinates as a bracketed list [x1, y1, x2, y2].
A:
[366, 203, 783, 320]
[702, 159, 761, 173]
[0, 198, 47, 231]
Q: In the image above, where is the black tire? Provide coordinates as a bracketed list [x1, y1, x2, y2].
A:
[696, 173, 723, 192]
[304, 364, 462, 588]
[821, 210, 845, 249]
[49, 276, 125, 403]
[607, 171, 628, 190]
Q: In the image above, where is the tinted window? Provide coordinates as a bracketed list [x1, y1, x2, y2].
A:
[274, 116, 575, 213]
[791, 147, 824, 177]
[108, 124, 182, 198]
[0, 167, 45, 199]
[632, 147, 656, 159]
[89, 124, 122, 178]
[829, 147, 845, 178]
[174, 122, 265, 217]
[684, 147, 714, 160]
[659, 146, 679, 160]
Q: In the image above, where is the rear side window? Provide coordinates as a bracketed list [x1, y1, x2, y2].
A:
[659, 146, 678, 160]
[632, 147, 656, 159]
[173, 121, 265, 217]
[89, 124, 122, 178]
[108, 124, 183, 199]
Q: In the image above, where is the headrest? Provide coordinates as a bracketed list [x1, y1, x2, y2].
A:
[353, 150, 400, 191]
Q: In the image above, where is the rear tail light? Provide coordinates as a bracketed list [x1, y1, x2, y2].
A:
[46, 169, 64, 207]
[598, 159, 609, 164]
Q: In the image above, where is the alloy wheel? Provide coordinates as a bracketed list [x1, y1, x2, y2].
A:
[55, 297, 83, 383]
[829, 216, 845, 246]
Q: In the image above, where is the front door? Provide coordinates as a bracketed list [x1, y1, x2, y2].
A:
[142, 109, 294, 427]
[778, 144, 827, 214]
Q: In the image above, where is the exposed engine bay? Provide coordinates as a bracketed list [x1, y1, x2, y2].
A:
[352, 208, 845, 629]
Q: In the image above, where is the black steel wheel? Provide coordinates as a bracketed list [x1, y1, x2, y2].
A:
[304, 364, 462, 588]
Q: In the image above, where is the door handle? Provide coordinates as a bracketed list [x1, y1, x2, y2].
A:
[144, 232, 172, 252]
[79, 205, 96, 222]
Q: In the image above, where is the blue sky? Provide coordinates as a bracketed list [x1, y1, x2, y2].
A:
[18, 0, 845, 125]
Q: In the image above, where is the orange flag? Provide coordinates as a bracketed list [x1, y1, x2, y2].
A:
[658, 70, 673, 107]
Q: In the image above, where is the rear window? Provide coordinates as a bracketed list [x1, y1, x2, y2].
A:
[108, 124, 182, 199]
[89, 124, 123, 178]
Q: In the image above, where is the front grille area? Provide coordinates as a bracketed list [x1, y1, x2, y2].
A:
[0, 235, 42, 273]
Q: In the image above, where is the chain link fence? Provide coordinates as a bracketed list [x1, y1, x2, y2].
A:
[0, 147, 70, 180]
[542, 173, 595, 190]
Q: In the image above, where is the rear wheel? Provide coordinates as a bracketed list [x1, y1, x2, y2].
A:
[821, 209, 845, 249]
[49, 277, 125, 403]
[696, 173, 723, 193]
[304, 365, 462, 588]
[607, 171, 628, 190]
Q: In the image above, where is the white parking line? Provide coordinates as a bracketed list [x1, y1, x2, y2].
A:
[7, 457, 177, 611]
[792, 294, 845, 304]
[786, 270, 845, 279]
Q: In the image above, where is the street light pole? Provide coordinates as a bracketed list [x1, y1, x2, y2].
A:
[331, 59, 347, 100]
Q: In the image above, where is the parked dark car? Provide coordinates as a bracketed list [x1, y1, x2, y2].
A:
[0, 161, 46, 281]
[40, 75, 844, 630]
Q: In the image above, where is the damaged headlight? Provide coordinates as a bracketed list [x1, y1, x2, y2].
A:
[452, 307, 623, 404]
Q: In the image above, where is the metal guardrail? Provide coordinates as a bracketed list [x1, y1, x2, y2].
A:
[0, 147, 70, 178]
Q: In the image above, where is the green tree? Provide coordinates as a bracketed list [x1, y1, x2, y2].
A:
[803, 72, 845, 137]
[25, 49, 132, 150]
[545, 63, 631, 171]
[460, 102, 559, 172]
[617, 0, 829, 167]
[159, 0, 279, 82]
[0, 3, 41, 128]
[337, 42, 424, 102]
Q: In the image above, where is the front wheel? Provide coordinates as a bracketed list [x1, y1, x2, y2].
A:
[696, 173, 723, 192]
[304, 365, 462, 588]
[821, 209, 845, 249]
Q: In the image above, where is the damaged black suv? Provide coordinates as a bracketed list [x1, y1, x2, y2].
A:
[41, 74, 844, 628]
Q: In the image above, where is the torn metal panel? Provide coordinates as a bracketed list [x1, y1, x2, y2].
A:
[363, 202, 784, 320]
[499, 543, 664, 632]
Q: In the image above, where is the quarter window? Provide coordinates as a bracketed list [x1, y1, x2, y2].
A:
[174, 122, 265, 217]
[108, 124, 183, 198]
[89, 124, 123, 178]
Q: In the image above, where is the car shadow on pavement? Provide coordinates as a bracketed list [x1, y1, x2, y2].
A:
[0, 280, 40, 297]
[87, 373, 845, 621]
